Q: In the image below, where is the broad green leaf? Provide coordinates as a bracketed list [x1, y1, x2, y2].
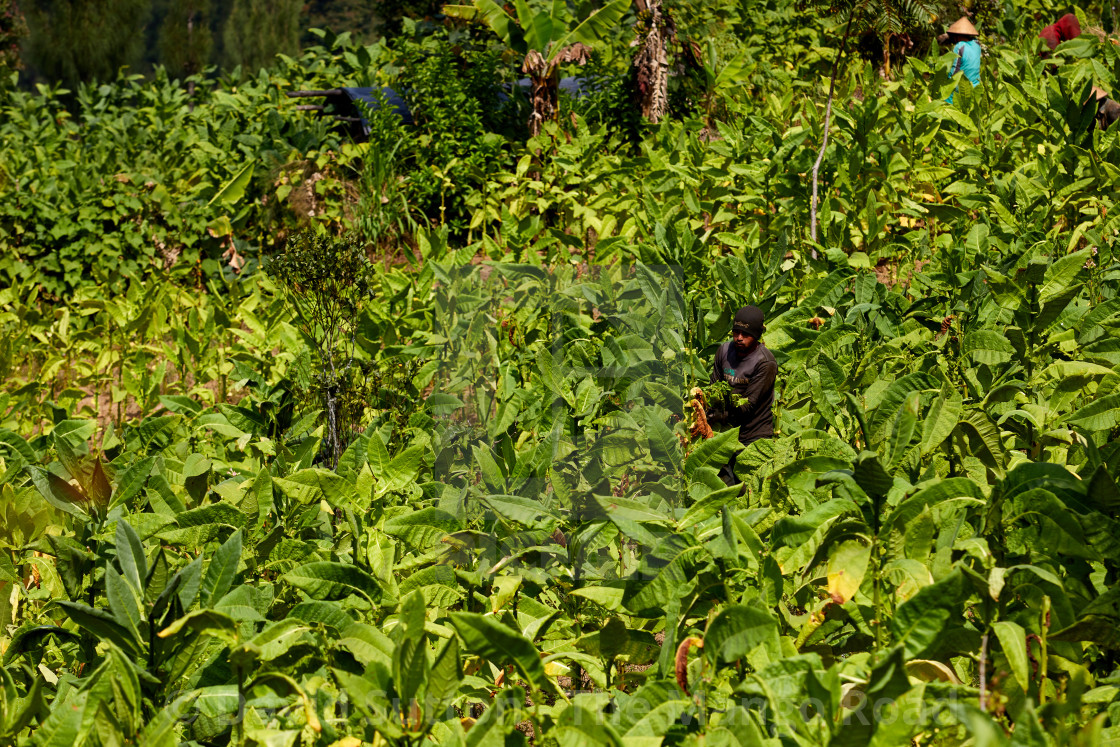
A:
[108, 456, 155, 510]
[2, 626, 79, 665]
[826, 540, 871, 604]
[398, 565, 464, 607]
[904, 659, 960, 684]
[684, 428, 741, 479]
[640, 408, 681, 470]
[551, 708, 625, 747]
[279, 601, 348, 636]
[158, 608, 238, 646]
[275, 468, 355, 507]
[174, 555, 204, 611]
[832, 647, 912, 746]
[623, 701, 691, 738]
[444, 0, 519, 51]
[283, 561, 384, 604]
[886, 391, 920, 467]
[558, 0, 630, 57]
[114, 519, 146, 593]
[623, 544, 704, 617]
[480, 493, 559, 527]
[884, 477, 984, 536]
[1050, 583, 1120, 649]
[213, 585, 266, 622]
[56, 601, 140, 655]
[394, 592, 429, 706]
[105, 566, 142, 637]
[383, 507, 461, 549]
[207, 162, 254, 207]
[714, 49, 752, 90]
[1067, 392, 1120, 431]
[337, 621, 395, 667]
[703, 603, 780, 666]
[88, 458, 111, 505]
[957, 409, 1006, 472]
[199, 529, 242, 608]
[162, 502, 246, 532]
[28, 466, 88, 519]
[570, 584, 627, 612]
[852, 451, 892, 501]
[596, 495, 671, 524]
[248, 466, 274, 531]
[921, 382, 963, 455]
[889, 570, 965, 659]
[34, 690, 88, 747]
[0, 429, 36, 464]
[383, 445, 423, 492]
[51, 419, 96, 446]
[962, 330, 1015, 366]
[137, 692, 199, 747]
[237, 619, 310, 663]
[427, 637, 462, 716]
[449, 612, 553, 694]
[1039, 249, 1091, 303]
[963, 222, 989, 261]
[473, 444, 507, 494]
[992, 620, 1029, 692]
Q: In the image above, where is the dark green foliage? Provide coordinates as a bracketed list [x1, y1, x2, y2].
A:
[22, 0, 152, 86]
[220, 0, 300, 75]
[571, 54, 642, 144]
[5, 4, 1120, 745]
[0, 0, 27, 83]
[371, 0, 442, 38]
[157, 0, 211, 79]
[302, 0, 381, 46]
[0, 43, 358, 296]
[385, 22, 520, 232]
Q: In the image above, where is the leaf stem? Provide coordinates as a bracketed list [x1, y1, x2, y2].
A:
[979, 630, 988, 712]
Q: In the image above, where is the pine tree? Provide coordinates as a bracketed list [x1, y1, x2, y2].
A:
[158, 0, 211, 79]
[23, 0, 152, 86]
[221, 0, 300, 75]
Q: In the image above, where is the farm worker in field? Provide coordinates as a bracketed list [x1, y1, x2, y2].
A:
[707, 305, 778, 486]
[1091, 86, 1120, 129]
[1039, 13, 1081, 57]
[941, 17, 981, 104]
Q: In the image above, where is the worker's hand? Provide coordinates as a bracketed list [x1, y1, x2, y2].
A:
[936, 33, 949, 44]
[706, 408, 726, 425]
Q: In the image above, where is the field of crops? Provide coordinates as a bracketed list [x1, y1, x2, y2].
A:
[2, 0, 1120, 745]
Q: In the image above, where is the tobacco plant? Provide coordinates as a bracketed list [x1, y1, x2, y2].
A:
[2, 2, 1120, 745]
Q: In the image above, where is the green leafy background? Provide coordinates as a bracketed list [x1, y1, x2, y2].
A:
[2, 0, 1120, 745]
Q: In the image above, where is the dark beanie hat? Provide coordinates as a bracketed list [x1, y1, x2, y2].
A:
[733, 305, 765, 338]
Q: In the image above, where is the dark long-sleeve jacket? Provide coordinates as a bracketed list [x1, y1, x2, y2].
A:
[710, 340, 777, 444]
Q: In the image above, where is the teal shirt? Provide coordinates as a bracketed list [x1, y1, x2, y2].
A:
[947, 40, 981, 103]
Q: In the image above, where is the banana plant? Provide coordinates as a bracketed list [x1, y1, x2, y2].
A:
[443, 0, 631, 135]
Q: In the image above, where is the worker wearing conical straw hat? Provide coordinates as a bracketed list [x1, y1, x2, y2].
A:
[942, 16, 981, 103]
[947, 17, 978, 37]
[1090, 85, 1120, 130]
